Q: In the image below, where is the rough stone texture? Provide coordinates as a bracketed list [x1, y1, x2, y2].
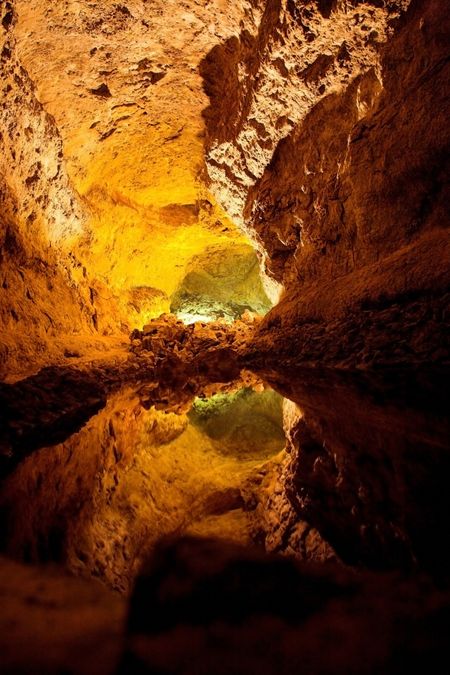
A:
[10, 0, 262, 327]
[201, 0, 449, 367]
[170, 242, 271, 322]
[0, 0, 449, 671]
[0, 0, 272, 377]
[246, 291, 450, 369]
[0, 4, 84, 243]
[244, 0, 450, 365]
[0, 1, 109, 377]
[201, 0, 410, 248]
[13, 0, 255, 204]
[219, 0, 450, 578]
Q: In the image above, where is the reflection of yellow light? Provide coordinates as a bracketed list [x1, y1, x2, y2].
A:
[80, 214, 245, 296]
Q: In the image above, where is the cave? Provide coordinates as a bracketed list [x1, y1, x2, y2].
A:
[0, 0, 449, 673]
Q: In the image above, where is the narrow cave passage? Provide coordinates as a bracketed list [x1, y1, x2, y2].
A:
[1, 0, 286, 604]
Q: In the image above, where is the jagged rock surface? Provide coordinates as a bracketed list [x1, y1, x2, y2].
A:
[0, 0, 269, 377]
[9, 0, 264, 336]
[0, 1, 449, 672]
[202, 0, 449, 367]
[249, 0, 449, 367]
[0, 1, 106, 377]
[202, 0, 410, 241]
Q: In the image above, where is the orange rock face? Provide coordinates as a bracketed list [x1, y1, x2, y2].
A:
[201, 0, 449, 366]
[1, 0, 265, 376]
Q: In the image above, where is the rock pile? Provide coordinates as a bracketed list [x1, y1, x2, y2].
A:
[130, 311, 261, 362]
[130, 312, 264, 414]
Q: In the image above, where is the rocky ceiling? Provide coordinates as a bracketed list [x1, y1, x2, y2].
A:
[12, 0, 257, 301]
[1, 0, 273, 376]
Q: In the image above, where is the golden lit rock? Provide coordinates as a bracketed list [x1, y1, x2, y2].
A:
[0, 0, 449, 672]
[11, 0, 262, 332]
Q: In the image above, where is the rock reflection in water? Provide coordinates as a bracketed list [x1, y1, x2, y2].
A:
[259, 366, 450, 580]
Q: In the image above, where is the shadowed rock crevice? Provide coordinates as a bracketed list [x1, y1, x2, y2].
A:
[255, 366, 450, 580]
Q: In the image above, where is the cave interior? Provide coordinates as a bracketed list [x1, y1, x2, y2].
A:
[0, 0, 449, 673]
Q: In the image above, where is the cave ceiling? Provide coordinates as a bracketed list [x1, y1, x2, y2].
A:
[12, 0, 266, 326]
[8, 0, 414, 334]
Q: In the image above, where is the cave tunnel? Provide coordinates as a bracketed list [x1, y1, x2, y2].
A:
[0, 1, 449, 673]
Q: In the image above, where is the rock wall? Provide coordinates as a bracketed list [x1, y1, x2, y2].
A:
[0, 1, 109, 379]
[0, 3, 85, 244]
[202, 0, 449, 366]
[10, 0, 264, 331]
[250, 0, 449, 367]
[201, 0, 410, 257]
[257, 366, 450, 578]
[199, 0, 450, 571]
[0, 4, 449, 667]
[0, 0, 272, 378]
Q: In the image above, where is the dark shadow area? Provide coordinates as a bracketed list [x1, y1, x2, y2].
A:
[120, 535, 450, 675]
[257, 365, 450, 580]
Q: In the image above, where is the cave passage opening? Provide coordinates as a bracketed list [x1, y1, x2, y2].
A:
[169, 241, 273, 325]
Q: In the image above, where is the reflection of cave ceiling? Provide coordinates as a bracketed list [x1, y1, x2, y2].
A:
[189, 387, 285, 458]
